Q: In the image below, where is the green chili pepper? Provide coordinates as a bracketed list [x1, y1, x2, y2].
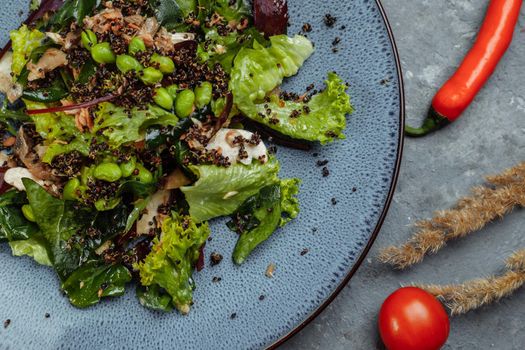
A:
[81, 29, 98, 51]
[91, 42, 116, 64]
[63, 178, 81, 201]
[21, 204, 36, 222]
[175, 89, 195, 118]
[128, 37, 146, 55]
[150, 53, 175, 74]
[140, 67, 164, 85]
[153, 87, 174, 110]
[194, 82, 213, 108]
[93, 163, 122, 182]
[116, 54, 143, 74]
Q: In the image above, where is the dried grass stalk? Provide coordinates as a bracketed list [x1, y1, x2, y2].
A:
[418, 249, 525, 315]
[379, 162, 525, 269]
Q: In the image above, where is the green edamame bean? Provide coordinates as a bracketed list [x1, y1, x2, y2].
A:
[95, 197, 121, 211]
[116, 54, 143, 74]
[91, 42, 116, 64]
[128, 37, 146, 55]
[194, 82, 213, 108]
[175, 89, 195, 118]
[166, 84, 179, 99]
[81, 30, 98, 51]
[140, 67, 163, 85]
[150, 53, 175, 74]
[154, 87, 174, 110]
[119, 158, 136, 178]
[93, 163, 122, 182]
[133, 164, 154, 184]
[21, 204, 36, 222]
[63, 178, 81, 200]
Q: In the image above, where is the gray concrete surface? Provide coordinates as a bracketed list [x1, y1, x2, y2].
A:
[282, 0, 525, 349]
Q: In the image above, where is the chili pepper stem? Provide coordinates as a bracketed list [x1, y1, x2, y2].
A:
[404, 107, 450, 137]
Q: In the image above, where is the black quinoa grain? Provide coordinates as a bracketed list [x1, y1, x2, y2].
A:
[312, 152, 319, 157]
[332, 47, 339, 53]
[332, 37, 341, 46]
[312, 227, 318, 233]
[212, 276, 221, 283]
[316, 159, 329, 167]
[324, 14, 337, 27]
[230, 313, 237, 319]
[322, 167, 330, 177]
[210, 252, 223, 266]
[3, 319, 10, 328]
[45, 313, 50, 318]
[302, 23, 312, 32]
[331, 197, 338, 205]
[259, 295, 265, 301]
[300, 248, 309, 256]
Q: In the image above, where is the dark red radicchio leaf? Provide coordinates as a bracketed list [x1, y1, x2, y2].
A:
[253, 0, 289, 37]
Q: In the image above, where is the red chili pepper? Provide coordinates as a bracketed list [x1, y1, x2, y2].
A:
[405, 0, 523, 137]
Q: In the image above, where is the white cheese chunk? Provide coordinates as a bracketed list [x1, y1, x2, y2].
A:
[205, 129, 268, 165]
[4, 167, 45, 191]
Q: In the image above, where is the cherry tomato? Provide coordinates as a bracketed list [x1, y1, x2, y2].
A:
[379, 287, 450, 350]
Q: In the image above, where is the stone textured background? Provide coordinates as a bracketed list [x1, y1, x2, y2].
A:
[282, 0, 525, 349]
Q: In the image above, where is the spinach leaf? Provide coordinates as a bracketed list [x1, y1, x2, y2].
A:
[136, 284, 173, 312]
[50, 0, 99, 28]
[62, 261, 131, 308]
[0, 206, 40, 241]
[22, 78, 69, 103]
[228, 178, 300, 264]
[149, 0, 196, 31]
[229, 185, 281, 264]
[23, 179, 94, 279]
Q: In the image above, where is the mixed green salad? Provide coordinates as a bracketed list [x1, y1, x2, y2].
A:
[0, 0, 352, 313]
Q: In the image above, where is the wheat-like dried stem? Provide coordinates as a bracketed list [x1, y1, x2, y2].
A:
[418, 249, 525, 315]
[379, 163, 525, 270]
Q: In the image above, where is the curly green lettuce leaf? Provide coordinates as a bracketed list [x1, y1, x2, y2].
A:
[197, 0, 250, 21]
[228, 178, 300, 264]
[9, 236, 52, 266]
[24, 100, 90, 162]
[252, 72, 352, 143]
[135, 213, 210, 314]
[94, 102, 179, 147]
[61, 261, 132, 308]
[279, 178, 300, 226]
[230, 35, 313, 115]
[136, 285, 173, 312]
[10, 25, 45, 77]
[198, 27, 267, 73]
[181, 157, 280, 223]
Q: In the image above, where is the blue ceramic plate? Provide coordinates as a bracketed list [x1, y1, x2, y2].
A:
[0, 1, 403, 349]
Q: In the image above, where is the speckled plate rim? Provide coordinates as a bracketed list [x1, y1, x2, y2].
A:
[268, 1, 405, 347]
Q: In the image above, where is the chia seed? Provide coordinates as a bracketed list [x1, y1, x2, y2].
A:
[322, 167, 330, 177]
[331, 197, 338, 205]
[259, 295, 265, 301]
